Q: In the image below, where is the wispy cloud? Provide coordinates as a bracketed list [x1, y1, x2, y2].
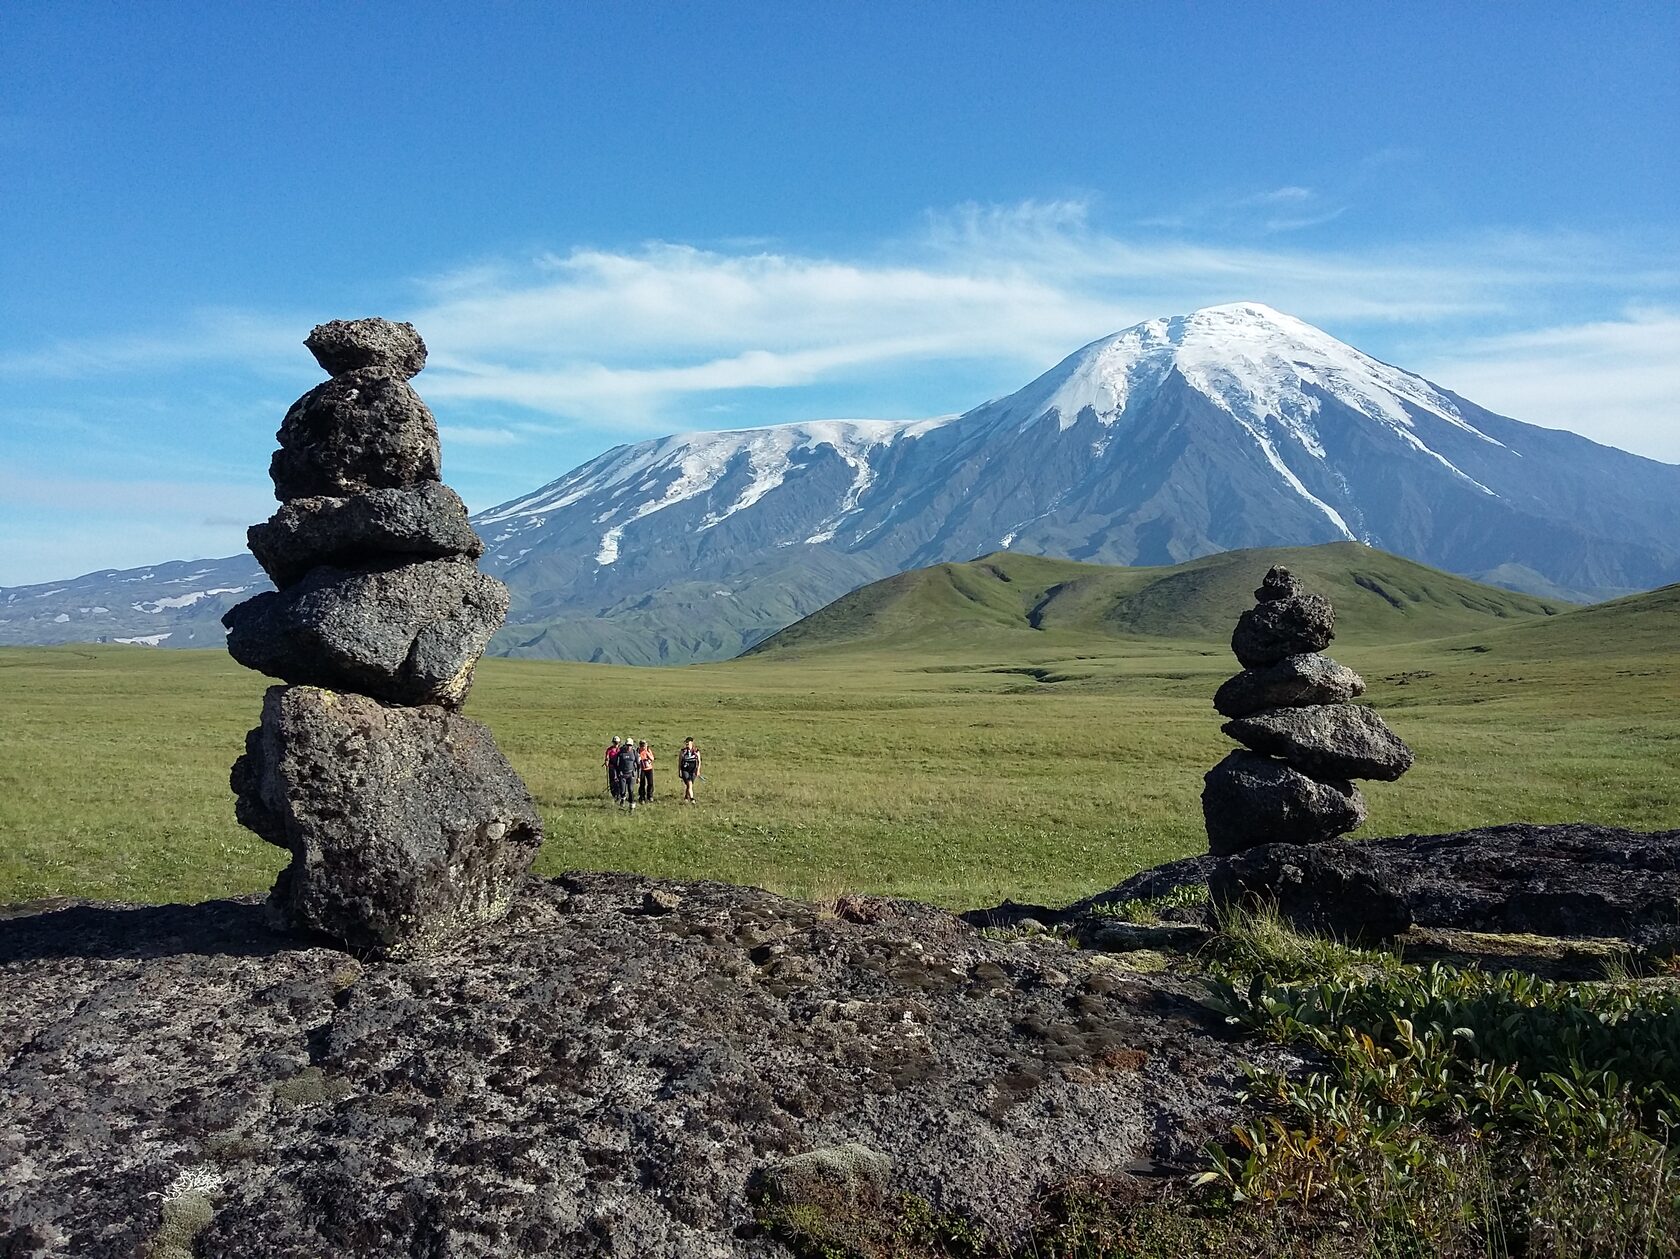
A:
[3, 200, 1676, 456]
[1411, 308, 1680, 462]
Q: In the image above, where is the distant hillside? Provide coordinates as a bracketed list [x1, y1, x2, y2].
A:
[746, 543, 1571, 658]
[1466, 581, 1680, 661]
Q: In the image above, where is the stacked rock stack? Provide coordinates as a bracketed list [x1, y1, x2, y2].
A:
[1201, 566, 1413, 856]
[222, 318, 543, 955]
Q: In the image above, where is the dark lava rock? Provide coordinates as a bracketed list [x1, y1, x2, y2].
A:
[222, 558, 508, 707]
[270, 368, 441, 501]
[304, 317, 427, 379]
[1222, 703, 1414, 782]
[1211, 842, 1413, 942]
[1201, 750, 1366, 855]
[1253, 565, 1305, 603]
[232, 686, 542, 954]
[0, 874, 1282, 1258]
[1315, 824, 1680, 941]
[248, 483, 483, 588]
[1230, 593, 1335, 668]
[1213, 653, 1366, 718]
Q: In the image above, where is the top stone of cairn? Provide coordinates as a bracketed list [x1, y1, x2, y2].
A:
[305, 317, 428, 379]
[1254, 566, 1306, 603]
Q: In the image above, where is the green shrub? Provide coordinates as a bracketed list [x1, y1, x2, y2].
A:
[1201, 908, 1680, 1256]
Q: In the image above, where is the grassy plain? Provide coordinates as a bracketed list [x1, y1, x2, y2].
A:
[2, 577, 1675, 909]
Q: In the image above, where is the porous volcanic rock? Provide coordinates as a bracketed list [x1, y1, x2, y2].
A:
[1213, 653, 1366, 719]
[231, 686, 542, 953]
[222, 559, 508, 707]
[247, 483, 483, 588]
[1222, 703, 1414, 782]
[305, 317, 427, 379]
[1201, 750, 1367, 856]
[1210, 841, 1413, 942]
[1230, 593, 1335, 668]
[270, 368, 441, 500]
[0, 874, 1282, 1258]
[1253, 566, 1306, 603]
[1044, 824, 1680, 959]
[1240, 824, 1680, 943]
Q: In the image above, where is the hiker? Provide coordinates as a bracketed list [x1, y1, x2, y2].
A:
[614, 735, 641, 809]
[604, 736, 623, 801]
[677, 737, 701, 803]
[636, 740, 655, 803]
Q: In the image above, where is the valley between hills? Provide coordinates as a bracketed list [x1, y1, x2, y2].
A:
[3, 543, 1673, 910]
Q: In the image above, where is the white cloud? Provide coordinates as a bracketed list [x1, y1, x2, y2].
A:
[1413, 309, 1680, 463]
[4, 201, 1677, 460]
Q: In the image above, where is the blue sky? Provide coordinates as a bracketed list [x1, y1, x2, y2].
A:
[2, 2, 1677, 585]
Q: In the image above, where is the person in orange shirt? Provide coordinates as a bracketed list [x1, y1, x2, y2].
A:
[636, 740, 655, 803]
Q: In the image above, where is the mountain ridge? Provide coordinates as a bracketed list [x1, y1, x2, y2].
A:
[4, 303, 1675, 663]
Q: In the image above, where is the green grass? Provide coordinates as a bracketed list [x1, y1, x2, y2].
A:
[748, 543, 1571, 659]
[2, 568, 1674, 909]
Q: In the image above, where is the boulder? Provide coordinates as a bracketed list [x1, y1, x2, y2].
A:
[1253, 565, 1305, 603]
[1210, 842, 1413, 942]
[1222, 703, 1414, 781]
[1201, 750, 1367, 855]
[248, 483, 483, 588]
[753, 1143, 891, 1210]
[232, 685, 543, 953]
[304, 317, 427, 379]
[1213, 653, 1366, 718]
[270, 368, 441, 500]
[222, 559, 509, 707]
[1230, 593, 1335, 668]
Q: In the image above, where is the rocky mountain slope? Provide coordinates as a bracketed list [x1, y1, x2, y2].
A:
[6, 303, 1676, 662]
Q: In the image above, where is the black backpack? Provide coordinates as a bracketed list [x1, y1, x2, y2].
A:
[617, 745, 639, 775]
[679, 747, 699, 775]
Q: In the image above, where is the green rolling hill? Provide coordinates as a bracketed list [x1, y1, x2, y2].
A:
[745, 542, 1575, 659]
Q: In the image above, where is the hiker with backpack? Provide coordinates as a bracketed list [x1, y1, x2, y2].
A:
[677, 737, 701, 803]
[614, 735, 641, 809]
[636, 740, 655, 803]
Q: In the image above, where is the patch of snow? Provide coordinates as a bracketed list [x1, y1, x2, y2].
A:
[115, 633, 172, 646]
[1230, 415, 1357, 540]
[1000, 531, 1017, 548]
[53, 613, 69, 623]
[132, 587, 247, 614]
[596, 525, 625, 566]
[476, 417, 954, 550]
[32, 588, 69, 599]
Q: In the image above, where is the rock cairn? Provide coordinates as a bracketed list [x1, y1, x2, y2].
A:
[223, 318, 543, 954]
[1201, 566, 1413, 856]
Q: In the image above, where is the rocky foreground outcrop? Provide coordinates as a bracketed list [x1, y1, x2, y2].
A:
[1068, 822, 1680, 951]
[0, 873, 1273, 1259]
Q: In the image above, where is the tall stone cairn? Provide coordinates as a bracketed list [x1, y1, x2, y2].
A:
[1201, 566, 1413, 856]
[223, 318, 543, 954]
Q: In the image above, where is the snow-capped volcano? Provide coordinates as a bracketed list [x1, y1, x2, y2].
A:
[5, 303, 1677, 662]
